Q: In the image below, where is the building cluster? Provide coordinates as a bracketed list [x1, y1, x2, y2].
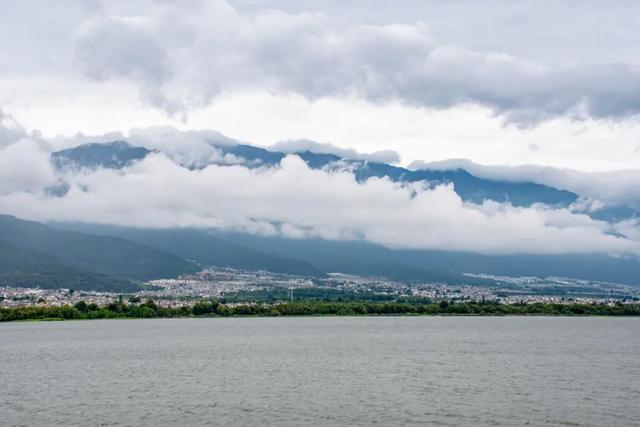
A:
[0, 287, 117, 308]
[145, 268, 315, 299]
[2, 267, 639, 309]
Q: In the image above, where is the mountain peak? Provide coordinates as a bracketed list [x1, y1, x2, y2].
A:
[52, 140, 152, 169]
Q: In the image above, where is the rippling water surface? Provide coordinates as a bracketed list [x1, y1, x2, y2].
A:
[1, 317, 639, 426]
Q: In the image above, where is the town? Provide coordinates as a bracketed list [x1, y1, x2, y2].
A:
[2, 267, 639, 309]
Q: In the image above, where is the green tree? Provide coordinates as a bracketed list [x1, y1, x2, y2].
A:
[74, 301, 89, 313]
[192, 301, 213, 316]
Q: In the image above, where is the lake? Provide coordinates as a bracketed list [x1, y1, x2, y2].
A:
[1, 317, 639, 426]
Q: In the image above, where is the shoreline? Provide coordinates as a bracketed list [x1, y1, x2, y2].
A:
[3, 300, 640, 323]
[6, 313, 640, 323]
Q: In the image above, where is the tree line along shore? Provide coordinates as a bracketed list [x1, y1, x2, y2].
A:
[2, 299, 640, 322]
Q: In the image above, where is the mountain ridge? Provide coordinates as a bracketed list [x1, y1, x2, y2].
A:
[0, 214, 197, 282]
[0, 240, 140, 292]
[52, 140, 579, 208]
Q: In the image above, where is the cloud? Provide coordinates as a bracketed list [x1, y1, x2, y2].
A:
[127, 126, 242, 168]
[4, 1, 640, 129]
[0, 136, 639, 256]
[0, 110, 29, 148]
[61, 0, 640, 125]
[52, 126, 245, 168]
[271, 139, 400, 163]
[54, 125, 400, 167]
[411, 158, 640, 208]
[73, 14, 180, 114]
[0, 138, 56, 195]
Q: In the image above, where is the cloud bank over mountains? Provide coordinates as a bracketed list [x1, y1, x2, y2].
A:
[1, 119, 639, 257]
[271, 139, 400, 164]
[2, 1, 640, 258]
[412, 159, 640, 209]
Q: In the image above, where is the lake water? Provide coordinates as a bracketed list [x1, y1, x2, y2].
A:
[1, 317, 639, 426]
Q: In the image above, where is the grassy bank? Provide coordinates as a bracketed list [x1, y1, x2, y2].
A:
[2, 300, 640, 322]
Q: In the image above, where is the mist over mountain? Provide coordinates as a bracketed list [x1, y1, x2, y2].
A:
[24, 135, 638, 287]
[49, 135, 637, 225]
[49, 219, 640, 287]
[2, 128, 640, 291]
[213, 231, 640, 286]
[52, 139, 579, 208]
[2, 0, 632, 291]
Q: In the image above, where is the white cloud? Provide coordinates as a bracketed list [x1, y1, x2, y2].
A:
[0, 110, 29, 148]
[4, 1, 640, 173]
[0, 139, 56, 195]
[64, 0, 640, 125]
[74, 13, 180, 113]
[411, 158, 640, 208]
[127, 126, 241, 168]
[271, 139, 399, 163]
[0, 136, 639, 256]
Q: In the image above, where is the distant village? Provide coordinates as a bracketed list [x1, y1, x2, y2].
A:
[2, 267, 639, 309]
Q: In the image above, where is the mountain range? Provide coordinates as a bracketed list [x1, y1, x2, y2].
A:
[1, 138, 639, 291]
[52, 140, 579, 207]
[50, 138, 640, 221]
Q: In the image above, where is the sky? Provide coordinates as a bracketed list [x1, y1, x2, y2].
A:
[2, 0, 640, 255]
[1, 0, 640, 170]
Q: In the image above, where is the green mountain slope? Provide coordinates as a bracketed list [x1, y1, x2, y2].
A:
[0, 215, 198, 281]
[0, 240, 139, 292]
[50, 223, 481, 283]
[49, 224, 326, 277]
[225, 233, 640, 286]
[217, 233, 491, 284]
